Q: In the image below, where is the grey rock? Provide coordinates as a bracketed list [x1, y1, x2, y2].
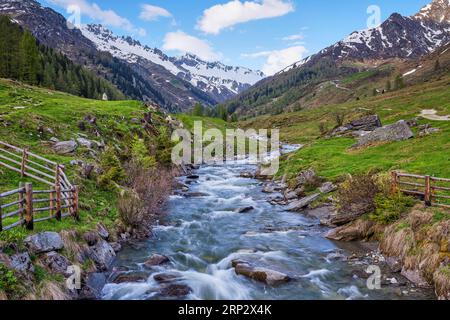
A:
[319, 182, 337, 194]
[89, 240, 116, 270]
[354, 120, 414, 147]
[45, 251, 70, 276]
[10, 252, 34, 273]
[49, 137, 59, 143]
[184, 192, 209, 198]
[76, 137, 93, 149]
[25, 232, 64, 253]
[109, 242, 122, 253]
[296, 169, 317, 186]
[97, 223, 109, 240]
[85, 273, 107, 299]
[349, 114, 382, 131]
[286, 194, 320, 212]
[53, 140, 77, 154]
[401, 268, 431, 288]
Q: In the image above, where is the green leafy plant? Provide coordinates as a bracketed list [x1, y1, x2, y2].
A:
[370, 192, 415, 224]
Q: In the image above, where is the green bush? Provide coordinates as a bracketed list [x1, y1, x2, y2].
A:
[370, 192, 415, 224]
[131, 136, 156, 169]
[0, 264, 24, 299]
[97, 147, 125, 191]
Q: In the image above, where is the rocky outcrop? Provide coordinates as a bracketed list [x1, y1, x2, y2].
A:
[25, 232, 64, 254]
[158, 284, 192, 297]
[53, 140, 78, 154]
[331, 115, 382, 137]
[354, 120, 414, 147]
[234, 206, 254, 213]
[232, 260, 290, 286]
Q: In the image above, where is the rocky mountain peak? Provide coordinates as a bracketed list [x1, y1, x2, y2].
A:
[414, 0, 450, 24]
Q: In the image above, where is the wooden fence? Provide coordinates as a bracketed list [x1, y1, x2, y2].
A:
[392, 171, 450, 209]
[0, 140, 79, 231]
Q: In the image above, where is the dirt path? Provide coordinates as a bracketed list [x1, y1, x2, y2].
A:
[420, 109, 450, 121]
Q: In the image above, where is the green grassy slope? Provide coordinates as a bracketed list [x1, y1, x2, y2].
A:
[241, 74, 450, 181]
[0, 79, 166, 240]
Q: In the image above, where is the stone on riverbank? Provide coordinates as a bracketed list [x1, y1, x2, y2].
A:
[25, 232, 64, 254]
[286, 194, 320, 212]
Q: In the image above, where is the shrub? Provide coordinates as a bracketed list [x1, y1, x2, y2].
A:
[117, 190, 146, 228]
[0, 264, 24, 299]
[97, 147, 125, 190]
[318, 123, 327, 136]
[119, 161, 174, 227]
[336, 171, 379, 215]
[333, 111, 346, 127]
[131, 136, 156, 169]
[370, 192, 415, 224]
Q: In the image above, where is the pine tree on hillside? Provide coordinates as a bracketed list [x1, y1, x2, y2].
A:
[19, 30, 40, 84]
[0, 15, 124, 100]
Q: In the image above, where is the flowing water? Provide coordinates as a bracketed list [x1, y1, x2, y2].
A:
[101, 147, 433, 300]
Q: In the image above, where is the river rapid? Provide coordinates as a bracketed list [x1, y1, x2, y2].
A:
[101, 146, 433, 300]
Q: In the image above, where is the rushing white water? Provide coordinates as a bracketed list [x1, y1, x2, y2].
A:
[101, 148, 432, 301]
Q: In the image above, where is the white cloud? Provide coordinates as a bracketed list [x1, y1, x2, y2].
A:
[47, 0, 146, 36]
[197, 0, 294, 35]
[282, 33, 304, 41]
[139, 4, 172, 21]
[243, 45, 307, 75]
[162, 31, 222, 61]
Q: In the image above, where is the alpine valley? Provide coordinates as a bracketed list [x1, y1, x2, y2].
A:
[0, 0, 264, 111]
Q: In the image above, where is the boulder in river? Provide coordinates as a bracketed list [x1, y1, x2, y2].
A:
[286, 193, 320, 212]
[112, 272, 149, 284]
[88, 240, 116, 270]
[25, 232, 64, 254]
[153, 272, 183, 283]
[184, 192, 209, 198]
[354, 120, 414, 148]
[232, 260, 290, 286]
[144, 254, 170, 267]
[158, 284, 192, 297]
[234, 206, 254, 213]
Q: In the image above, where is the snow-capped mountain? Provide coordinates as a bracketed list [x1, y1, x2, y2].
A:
[80, 24, 265, 102]
[415, 0, 450, 24]
[279, 0, 450, 74]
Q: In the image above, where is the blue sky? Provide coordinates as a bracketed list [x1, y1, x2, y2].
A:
[44, 0, 431, 74]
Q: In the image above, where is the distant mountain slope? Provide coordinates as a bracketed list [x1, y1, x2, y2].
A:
[0, 0, 263, 111]
[0, 15, 124, 100]
[80, 24, 264, 103]
[225, 0, 450, 118]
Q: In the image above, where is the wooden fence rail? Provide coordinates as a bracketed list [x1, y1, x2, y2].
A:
[392, 171, 450, 209]
[0, 140, 79, 232]
[0, 183, 79, 232]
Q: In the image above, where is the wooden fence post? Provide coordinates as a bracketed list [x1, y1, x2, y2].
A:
[391, 171, 398, 194]
[21, 148, 28, 177]
[72, 186, 79, 221]
[55, 185, 61, 221]
[424, 175, 431, 206]
[0, 194, 3, 232]
[55, 164, 61, 186]
[24, 183, 33, 230]
[19, 182, 24, 220]
[49, 188, 55, 217]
